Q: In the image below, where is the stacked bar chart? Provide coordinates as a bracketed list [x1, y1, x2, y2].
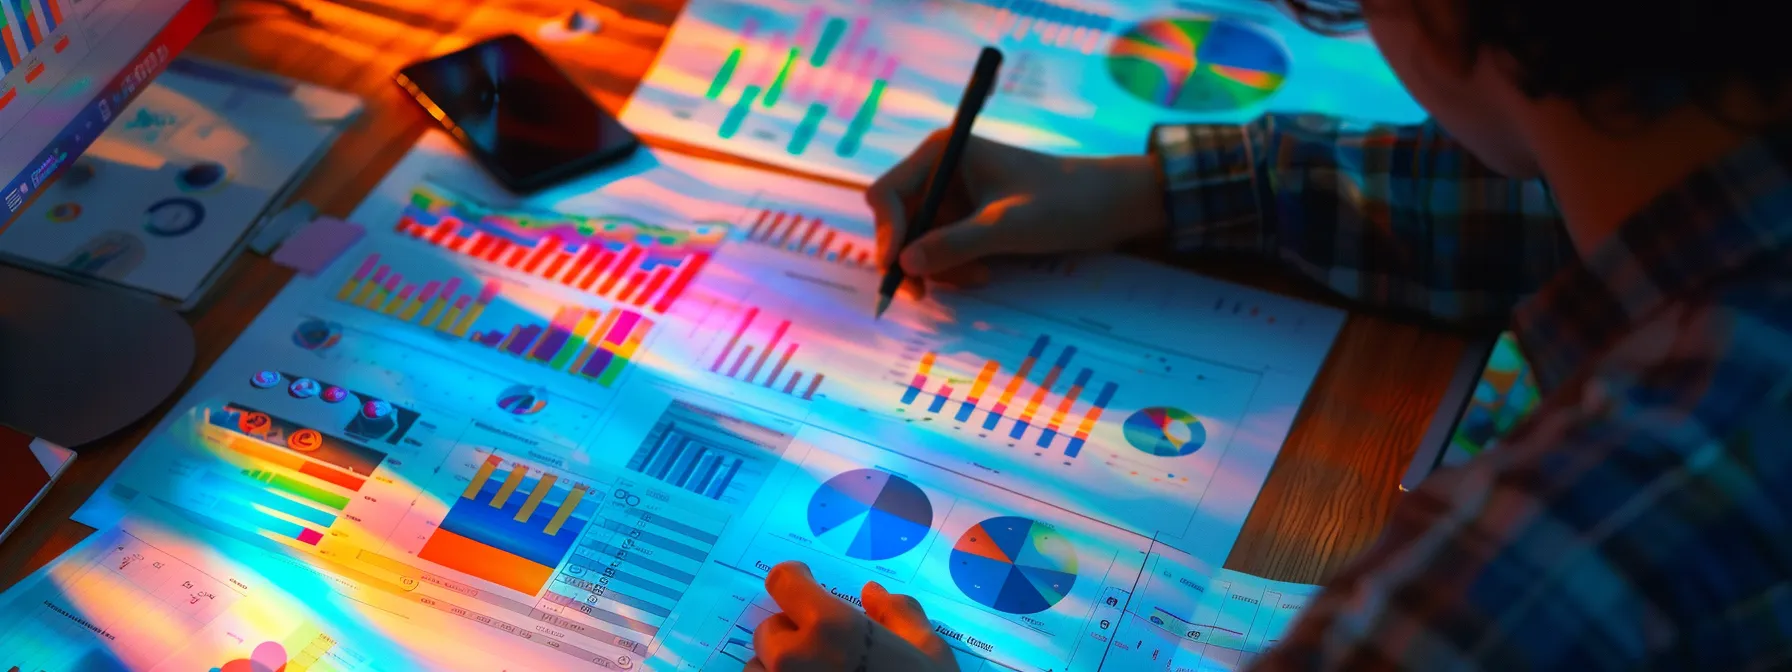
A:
[739, 207, 872, 269]
[468, 305, 654, 388]
[959, 0, 1114, 53]
[418, 452, 594, 594]
[899, 334, 1118, 457]
[334, 253, 500, 339]
[707, 305, 825, 400]
[198, 404, 389, 547]
[625, 401, 792, 505]
[705, 8, 897, 158]
[394, 183, 723, 314]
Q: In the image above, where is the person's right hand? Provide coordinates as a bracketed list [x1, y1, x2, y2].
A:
[868, 131, 1168, 297]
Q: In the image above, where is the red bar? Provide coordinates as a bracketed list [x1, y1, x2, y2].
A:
[0, 89, 14, 109]
[854, 250, 869, 266]
[747, 319, 789, 384]
[561, 246, 600, 285]
[615, 271, 648, 303]
[503, 242, 529, 268]
[523, 237, 560, 274]
[631, 266, 672, 307]
[598, 246, 643, 296]
[52, 35, 69, 53]
[711, 307, 759, 371]
[775, 215, 801, 248]
[727, 346, 755, 378]
[748, 209, 772, 239]
[300, 461, 366, 491]
[465, 233, 494, 258]
[448, 229, 478, 253]
[759, 212, 787, 243]
[816, 230, 837, 260]
[803, 374, 825, 400]
[838, 242, 856, 265]
[651, 252, 709, 314]
[49, 0, 65, 28]
[25, 63, 46, 84]
[428, 219, 458, 245]
[542, 250, 574, 280]
[765, 342, 797, 387]
[795, 218, 821, 253]
[783, 372, 802, 394]
[579, 251, 617, 291]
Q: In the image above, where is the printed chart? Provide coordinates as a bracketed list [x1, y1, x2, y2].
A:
[416, 451, 596, 594]
[736, 204, 874, 270]
[806, 468, 935, 561]
[897, 333, 1119, 458]
[624, 400, 795, 505]
[1106, 16, 1288, 112]
[949, 516, 1078, 615]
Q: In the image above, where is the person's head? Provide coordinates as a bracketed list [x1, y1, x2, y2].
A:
[1281, 0, 1787, 177]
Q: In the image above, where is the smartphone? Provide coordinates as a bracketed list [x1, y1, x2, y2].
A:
[396, 35, 640, 193]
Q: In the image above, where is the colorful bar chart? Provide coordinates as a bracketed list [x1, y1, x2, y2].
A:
[899, 334, 1118, 457]
[196, 405, 389, 547]
[1, 9, 22, 72]
[740, 208, 872, 269]
[393, 183, 722, 314]
[468, 305, 654, 388]
[704, 9, 897, 158]
[7, 0, 41, 52]
[334, 253, 500, 339]
[625, 402, 791, 504]
[962, 0, 1115, 53]
[417, 453, 593, 594]
[707, 306, 825, 399]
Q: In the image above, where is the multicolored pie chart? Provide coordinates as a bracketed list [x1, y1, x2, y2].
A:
[949, 516, 1077, 615]
[497, 385, 548, 415]
[1107, 15, 1290, 112]
[807, 468, 934, 561]
[1123, 407, 1207, 457]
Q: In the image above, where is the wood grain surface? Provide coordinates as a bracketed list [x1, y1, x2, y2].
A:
[0, 0, 1469, 591]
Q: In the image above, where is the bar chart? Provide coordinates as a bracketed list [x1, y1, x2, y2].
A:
[624, 401, 793, 505]
[897, 333, 1118, 458]
[703, 8, 897, 158]
[4, 0, 58, 59]
[393, 183, 722, 314]
[958, 0, 1115, 53]
[704, 304, 826, 400]
[417, 452, 596, 594]
[197, 404, 390, 547]
[334, 253, 500, 339]
[467, 305, 654, 388]
[738, 206, 873, 269]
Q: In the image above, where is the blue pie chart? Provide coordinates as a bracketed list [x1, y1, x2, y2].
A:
[807, 469, 934, 561]
[949, 516, 1078, 615]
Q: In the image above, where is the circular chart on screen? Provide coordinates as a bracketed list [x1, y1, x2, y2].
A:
[1123, 407, 1207, 457]
[949, 516, 1077, 615]
[1106, 15, 1290, 112]
[497, 385, 548, 415]
[807, 469, 934, 561]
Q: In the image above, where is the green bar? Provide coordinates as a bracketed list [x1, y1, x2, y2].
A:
[596, 356, 628, 387]
[246, 469, 351, 510]
[787, 102, 828, 155]
[835, 79, 887, 158]
[763, 47, 800, 108]
[810, 18, 847, 67]
[706, 48, 743, 100]
[719, 85, 762, 139]
[550, 333, 584, 370]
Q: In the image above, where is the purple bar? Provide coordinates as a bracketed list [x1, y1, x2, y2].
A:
[580, 349, 615, 377]
[507, 326, 542, 355]
[382, 274, 402, 292]
[451, 295, 470, 310]
[803, 374, 824, 400]
[604, 310, 642, 345]
[476, 330, 504, 346]
[350, 255, 379, 280]
[532, 329, 570, 363]
[783, 371, 802, 394]
[477, 280, 502, 303]
[417, 280, 441, 303]
[728, 346, 755, 378]
[369, 266, 388, 285]
[440, 277, 463, 302]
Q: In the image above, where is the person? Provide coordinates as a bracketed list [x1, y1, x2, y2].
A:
[746, 0, 1792, 668]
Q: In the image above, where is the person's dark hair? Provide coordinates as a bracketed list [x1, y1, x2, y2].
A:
[1277, 0, 1786, 126]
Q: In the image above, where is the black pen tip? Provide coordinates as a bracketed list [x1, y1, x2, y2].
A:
[873, 294, 892, 319]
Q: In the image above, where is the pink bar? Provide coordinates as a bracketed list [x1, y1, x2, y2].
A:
[350, 255, 379, 280]
[752, 32, 790, 87]
[794, 7, 824, 49]
[783, 371, 802, 394]
[395, 286, 416, 303]
[452, 295, 471, 310]
[477, 280, 503, 303]
[837, 48, 880, 120]
[369, 266, 389, 285]
[417, 280, 441, 303]
[382, 274, 402, 292]
[740, 16, 759, 41]
[440, 277, 463, 302]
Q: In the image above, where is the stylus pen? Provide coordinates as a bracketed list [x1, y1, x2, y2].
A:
[874, 46, 1004, 319]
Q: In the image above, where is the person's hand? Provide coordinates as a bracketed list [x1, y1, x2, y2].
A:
[868, 131, 1167, 297]
[747, 562, 959, 672]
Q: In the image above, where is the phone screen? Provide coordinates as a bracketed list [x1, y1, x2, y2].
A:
[397, 35, 635, 190]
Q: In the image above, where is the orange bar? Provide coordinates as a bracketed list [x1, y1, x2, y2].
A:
[224, 435, 367, 491]
[416, 528, 554, 594]
[965, 360, 998, 403]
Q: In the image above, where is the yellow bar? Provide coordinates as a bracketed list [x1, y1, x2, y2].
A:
[451, 302, 487, 338]
[497, 327, 520, 352]
[1019, 379, 1053, 422]
[967, 360, 998, 400]
[382, 290, 408, 315]
[994, 363, 1031, 407]
[419, 298, 448, 328]
[916, 352, 935, 377]
[350, 280, 378, 306]
[462, 455, 502, 499]
[335, 278, 361, 302]
[513, 473, 557, 522]
[399, 296, 425, 321]
[543, 485, 586, 535]
[437, 305, 464, 333]
[361, 286, 388, 309]
[489, 463, 528, 509]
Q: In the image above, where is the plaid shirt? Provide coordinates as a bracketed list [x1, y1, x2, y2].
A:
[1152, 116, 1792, 669]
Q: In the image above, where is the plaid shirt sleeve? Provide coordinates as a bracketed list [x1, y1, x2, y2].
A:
[1148, 116, 1574, 326]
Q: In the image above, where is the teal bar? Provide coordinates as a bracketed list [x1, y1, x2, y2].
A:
[810, 17, 847, 67]
[763, 48, 799, 107]
[836, 78, 888, 158]
[719, 85, 762, 139]
[706, 48, 743, 99]
[787, 103, 828, 155]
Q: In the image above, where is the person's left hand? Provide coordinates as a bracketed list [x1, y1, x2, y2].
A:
[747, 561, 960, 672]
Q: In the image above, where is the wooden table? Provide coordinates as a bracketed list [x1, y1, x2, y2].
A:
[0, 0, 1469, 591]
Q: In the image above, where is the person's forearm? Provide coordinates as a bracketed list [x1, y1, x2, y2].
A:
[1150, 116, 1575, 326]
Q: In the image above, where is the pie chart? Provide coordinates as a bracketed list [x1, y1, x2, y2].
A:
[807, 469, 934, 561]
[1107, 15, 1290, 112]
[949, 516, 1077, 615]
[1123, 407, 1206, 457]
[497, 385, 548, 415]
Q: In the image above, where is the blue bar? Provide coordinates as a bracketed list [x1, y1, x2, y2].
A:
[982, 411, 1002, 431]
[901, 385, 922, 405]
[1025, 335, 1049, 359]
[10, 0, 36, 51]
[1009, 420, 1030, 440]
[954, 401, 976, 422]
[1037, 429, 1058, 448]
[1069, 368, 1093, 389]
[928, 392, 950, 413]
[1052, 345, 1078, 372]
[706, 459, 740, 499]
[689, 455, 721, 494]
[1092, 381, 1117, 407]
[1065, 438, 1086, 458]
